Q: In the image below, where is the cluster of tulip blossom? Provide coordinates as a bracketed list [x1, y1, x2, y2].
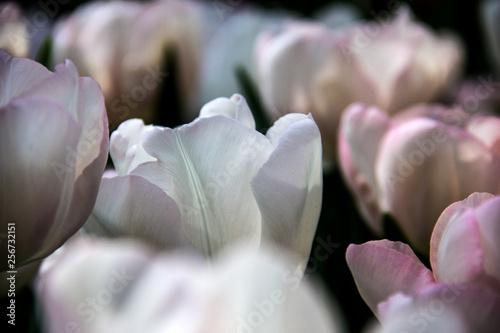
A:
[1, 0, 500, 332]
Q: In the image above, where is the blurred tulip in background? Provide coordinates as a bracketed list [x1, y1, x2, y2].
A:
[51, 0, 201, 129]
[339, 103, 500, 253]
[0, 3, 28, 57]
[255, 7, 463, 163]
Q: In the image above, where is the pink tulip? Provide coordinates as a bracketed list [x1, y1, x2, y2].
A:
[0, 50, 109, 289]
[347, 193, 500, 331]
[431, 192, 500, 292]
[339, 103, 500, 253]
[372, 283, 500, 333]
[255, 7, 463, 163]
[347, 241, 500, 332]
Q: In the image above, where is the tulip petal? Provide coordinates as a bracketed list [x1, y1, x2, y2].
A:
[110, 254, 210, 333]
[110, 118, 156, 176]
[0, 98, 80, 267]
[0, 50, 53, 105]
[214, 246, 344, 333]
[33, 64, 110, 259]
[36, 238, 153, 333]
[377, 292, 468, 333]
[378, 283, 500, 333]
[430, 192, 494, 273]
[83, 175, 193, 251]
[354, 35, 415, 112]
[21, 60, 108, 179]
[0, 4, 28, 58]
[475, 197, 500, 288]
[132, 116, 274, 259]
[338, 103, 391, 233]
[251, 114, 322, 272]
[346, 240, 435, 316]
[265, 113, 309, 145]
[198, 94, 255, 130]
[376, 117, 500, 253]
[467, 115, 500, 156]
[431, 209, 496, 292]
[0, 51, 108, 181]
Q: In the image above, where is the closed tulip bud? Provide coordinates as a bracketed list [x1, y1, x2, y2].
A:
[339, 103, 500, 253]
[255, 7, 463, 163]
[0, 51, 109, 289]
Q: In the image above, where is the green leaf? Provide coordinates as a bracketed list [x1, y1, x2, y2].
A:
[35, 35, 53, 69]
[234, 66, 271, 133]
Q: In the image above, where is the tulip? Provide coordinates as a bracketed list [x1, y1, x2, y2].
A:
[83, 94, 322, 273]
[346, 193, 500, 332]
[36, 238, 344, 333]
[0, 50, 108, 288]
[255, 7, 463, 163]
[430, 192, 500, 292]
[339, 103, 500, 253]
[370, 284, 500, 333]
[52, 0, 201, 129]
[0, 3, 28, 57]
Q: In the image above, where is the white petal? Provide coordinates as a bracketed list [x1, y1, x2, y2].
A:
[110, 118, 156, 175]
[132, 116, 274, 259]
[213, 246, 344, 333]
[83, 175, 193, 251]
[252, 114, 323, 272]
[198, 94, 255, 129]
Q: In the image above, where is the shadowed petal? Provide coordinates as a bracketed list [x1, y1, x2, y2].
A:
[252, 114, 322, 272]
[0, 98, 80, 267]
[83, 175, 192, 251]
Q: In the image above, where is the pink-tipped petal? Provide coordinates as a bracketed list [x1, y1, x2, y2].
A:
[475, 197, 500, 288]
[431, 192, 494, 272]
[346, 240, 435, 316]
[338, 103, 391, 233]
